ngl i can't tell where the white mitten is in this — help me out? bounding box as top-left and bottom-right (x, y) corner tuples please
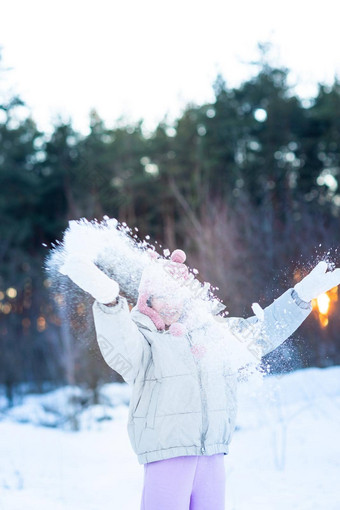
(59, 255), (119, 304)
(294, 260), (340, 302)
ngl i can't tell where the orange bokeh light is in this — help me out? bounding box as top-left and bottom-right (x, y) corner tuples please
(312, 286), (338, 328)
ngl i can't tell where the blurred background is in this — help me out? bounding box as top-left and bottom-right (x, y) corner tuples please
(0, 2), (340, 508)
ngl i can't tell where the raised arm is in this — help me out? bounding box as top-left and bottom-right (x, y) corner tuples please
(225, 261), (340, 359)
(60, 255), (151, 384)
(92, 297), (151, 385)
(225, 287), (312, 359)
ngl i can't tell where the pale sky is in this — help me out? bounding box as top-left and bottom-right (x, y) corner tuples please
(1, 0), (340, 136)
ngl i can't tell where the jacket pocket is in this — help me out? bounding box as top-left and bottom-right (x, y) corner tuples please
(146, 380), (162, 429)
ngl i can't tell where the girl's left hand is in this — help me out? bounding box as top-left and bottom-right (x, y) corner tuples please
(294, 260), (340, 302)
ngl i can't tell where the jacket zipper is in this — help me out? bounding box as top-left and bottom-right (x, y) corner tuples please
(188, 332), (208, 454)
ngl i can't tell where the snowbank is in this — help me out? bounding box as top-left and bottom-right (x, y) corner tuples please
(0, 367), (339, 509)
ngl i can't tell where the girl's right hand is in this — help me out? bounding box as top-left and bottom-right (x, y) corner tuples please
(59, 255), (119, 304)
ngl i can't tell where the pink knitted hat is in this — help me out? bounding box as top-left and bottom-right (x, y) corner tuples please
(137, 249), (190, 336)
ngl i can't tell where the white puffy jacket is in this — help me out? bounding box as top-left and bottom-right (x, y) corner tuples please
(92, 288), (311, 464)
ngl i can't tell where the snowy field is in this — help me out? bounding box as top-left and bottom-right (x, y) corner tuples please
(0, 366), (340, 510)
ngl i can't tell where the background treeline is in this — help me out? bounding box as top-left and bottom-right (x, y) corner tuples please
(1, 50), (340, 402)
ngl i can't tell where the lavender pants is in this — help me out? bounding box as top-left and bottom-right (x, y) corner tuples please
(140, 453), (226, 510)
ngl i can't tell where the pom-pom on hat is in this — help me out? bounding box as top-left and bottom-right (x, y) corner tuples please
(137, 249), (190, 336)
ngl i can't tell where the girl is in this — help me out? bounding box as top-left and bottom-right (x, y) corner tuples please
(60, 249), (340, 510)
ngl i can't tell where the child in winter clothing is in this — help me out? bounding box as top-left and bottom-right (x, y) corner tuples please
(60, 250), (340, 510)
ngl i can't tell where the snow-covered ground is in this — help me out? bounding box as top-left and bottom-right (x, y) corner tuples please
(1, 366), (340, 510)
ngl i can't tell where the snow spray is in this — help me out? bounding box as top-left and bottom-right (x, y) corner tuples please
(45, 216), (266, 385)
